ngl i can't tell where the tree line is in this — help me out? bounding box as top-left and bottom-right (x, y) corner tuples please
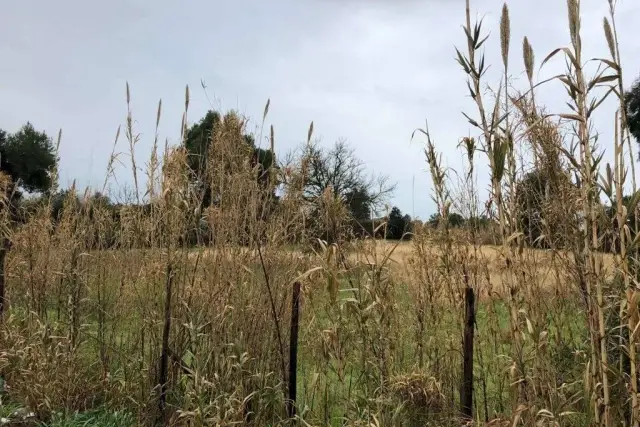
(0, 112), (415, 250)
(3, 71), (640, 250)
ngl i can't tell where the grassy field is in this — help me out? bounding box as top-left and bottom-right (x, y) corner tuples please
(0, 234), (596, 426)
(359, 239), (616, 293)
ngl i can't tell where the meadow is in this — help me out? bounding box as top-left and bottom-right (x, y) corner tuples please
(0, 230), (596, 426)
(1, 0), (640, 425)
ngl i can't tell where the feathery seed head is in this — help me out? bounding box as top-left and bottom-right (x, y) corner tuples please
(500, 4), (511, 69)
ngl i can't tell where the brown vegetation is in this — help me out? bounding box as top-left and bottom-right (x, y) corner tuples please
(0, 0), (639, 426)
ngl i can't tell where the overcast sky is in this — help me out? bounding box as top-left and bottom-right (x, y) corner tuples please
(1, 0), (639, 218)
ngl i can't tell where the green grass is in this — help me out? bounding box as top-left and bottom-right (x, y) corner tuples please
(1, 248), (593, 425)
(43, 408), (135, 427)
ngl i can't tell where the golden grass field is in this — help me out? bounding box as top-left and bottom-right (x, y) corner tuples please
(352, 239), (617, 297)
(188, 239), (617, 298)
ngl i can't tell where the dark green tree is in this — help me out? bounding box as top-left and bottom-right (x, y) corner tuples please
(1, 123), (57, 194)
(467, 215), (492, 229)
(428, 212), (466, 228)
(386, 206), (412, 240)
(252, 147), (276, 189)
(515, 169), (575, 248)
(516, 170), (547, 247)
(625, 76), (640, 148)
(0, 122), (57, 317)
(344, 187), (372, 223)
(184, 110), (276, 208)
(49, 189), (78, 221)
(184, 110), (220, 186)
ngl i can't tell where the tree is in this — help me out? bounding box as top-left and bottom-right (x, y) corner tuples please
(625, 76), (640, 147)
(184, 110), (276, 209)
(1, 123), (56, 195)
(427, 212), (466, 228)
(184, 110), (221, 184)
(386, 206), (412, 240)
(0, 123), (57, 317)
(297, 140), (395, 242)
(303, 140), (394, 223)
(344, 187), (371, 225)
(516, 171), (547, 247)
(515, 169), (576, 248)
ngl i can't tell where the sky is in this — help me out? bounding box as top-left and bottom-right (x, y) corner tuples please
(1, 0), (639, 219)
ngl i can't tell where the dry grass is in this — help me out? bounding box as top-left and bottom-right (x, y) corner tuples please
(359, 239), (616, 294)
(0, 0), (638, 426)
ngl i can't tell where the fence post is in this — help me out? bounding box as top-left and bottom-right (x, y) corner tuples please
(0, 240), (6, 318)
(157, 263), (174, 425)
(461, 286), (475, 419)
(287, 281), (302, 420)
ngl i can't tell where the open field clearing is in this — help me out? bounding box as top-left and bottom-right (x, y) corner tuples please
(355, 240), (617, 294)
(0, 235), (604, 426)
(190, 239), (617, 297)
